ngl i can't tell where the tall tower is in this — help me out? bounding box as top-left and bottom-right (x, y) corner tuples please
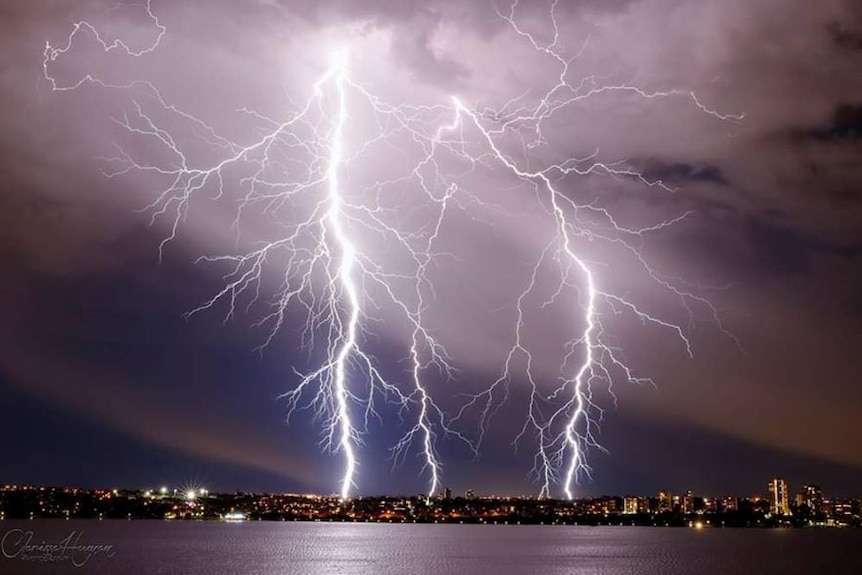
(768, 478), (791, 516)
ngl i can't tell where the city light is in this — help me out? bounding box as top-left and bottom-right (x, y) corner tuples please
(1, 480), (858, 527)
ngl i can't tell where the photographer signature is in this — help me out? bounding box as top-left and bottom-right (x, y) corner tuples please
(2, 529), (115, 567)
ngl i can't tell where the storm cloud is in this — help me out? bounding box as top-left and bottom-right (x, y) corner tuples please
(1, 0), (860, 496)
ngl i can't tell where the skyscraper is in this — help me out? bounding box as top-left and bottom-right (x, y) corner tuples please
(768, 478), (791, 516)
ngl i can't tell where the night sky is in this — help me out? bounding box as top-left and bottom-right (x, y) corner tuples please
(1, 0), (861, 498)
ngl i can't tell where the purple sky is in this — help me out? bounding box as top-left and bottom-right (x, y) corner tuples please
(1, 0), (860, 497)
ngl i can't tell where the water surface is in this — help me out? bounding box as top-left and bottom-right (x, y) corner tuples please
(3, 520), (861, 574)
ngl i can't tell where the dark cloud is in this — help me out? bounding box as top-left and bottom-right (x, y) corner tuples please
(1, 0), (860, 496)
(636, 160), (728, 186)
(828, 20), (862, 51)
(741, 216), (858, 276)
(812, 103), (862, 141)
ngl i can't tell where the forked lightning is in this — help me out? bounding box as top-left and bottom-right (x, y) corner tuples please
(44, 0), (739, 499)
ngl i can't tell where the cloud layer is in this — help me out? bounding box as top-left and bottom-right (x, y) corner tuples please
(1, 0), (860, 494)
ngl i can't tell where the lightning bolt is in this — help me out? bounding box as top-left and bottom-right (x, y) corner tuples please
(43, 0), (740, 499)
(445, 0), (740, 499)
(322, 49), (358, 499)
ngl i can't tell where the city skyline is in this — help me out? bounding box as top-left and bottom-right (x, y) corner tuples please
(2, 477), (860, 528)
(1, 476), (857, 503)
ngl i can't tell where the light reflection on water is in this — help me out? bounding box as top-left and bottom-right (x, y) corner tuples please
(2, 520), (861, 574)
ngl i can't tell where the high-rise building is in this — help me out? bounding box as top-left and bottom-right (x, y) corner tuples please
(768, 478), (791, 516)
(658, 490), (672, 513)
(465, 489), (475, 500)
(719, 496), (738, 513)
(638, 497), (650, 514)
(605, 497), (621, 514)
(831, 498), (853, 525)
(800, 484), (823, 514)
(702, 497), (717, 514)
(439, 487), (452, 501)
(682, 490), (694, 514)
(623, 496), (638, 514)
